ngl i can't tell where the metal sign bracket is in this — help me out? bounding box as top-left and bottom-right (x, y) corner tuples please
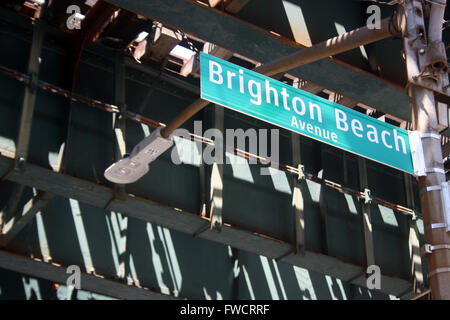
(409, 131), (427, 176)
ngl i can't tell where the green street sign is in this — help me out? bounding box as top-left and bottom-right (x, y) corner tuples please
(200, 52), (415, 174)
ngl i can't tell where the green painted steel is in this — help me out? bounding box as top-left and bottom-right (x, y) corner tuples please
(0, 13), (425, 299)
(201, 53), (414, 174)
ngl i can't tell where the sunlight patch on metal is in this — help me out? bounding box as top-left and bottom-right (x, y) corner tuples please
(105, 214), (121, 276)
(259, 255), (280, 300)
(157, 226), (182, 297)
(334, 22), (369, 61)
(146, 223), (171, 295)
(226, 152), (255, 184)
(325, 275), (348, 300)
(305, 172), (323, 203)
(281, 0), (312, 47)
(293, 266), (316, 300)
(268, 168), (292, 195)
(344, 194), (359, 215)
(272, 260), (288, 300)
(242, 264), (256, 300)
(22, 277), (42, 300)
(128, 253), (140, 286)
(172, 135), (202, 167)
(69, 199), (94, 274)
(36, 211), (51, 262)
(378, 205), (399, 228)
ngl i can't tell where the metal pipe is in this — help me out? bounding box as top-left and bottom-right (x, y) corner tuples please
(254, 17), (397, 76)
(160, 15), (401, 138)
(161, 99), (209, 137)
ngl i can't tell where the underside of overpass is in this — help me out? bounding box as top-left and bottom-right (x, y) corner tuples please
(0, 0), (448, 300)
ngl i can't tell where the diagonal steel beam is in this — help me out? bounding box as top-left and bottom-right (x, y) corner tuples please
(0, 183), (25, 229)
(0, 191), (55, 248)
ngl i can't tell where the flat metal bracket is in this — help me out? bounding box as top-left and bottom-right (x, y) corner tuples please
(409, 131), (426, 176)
(425, 222), (448, 232)
(428, 267), (450, 279)
(419, 133), (441, 140)
(420, 182), (449, 194)
(420, 184), (442, 196)
(362, 188), (372, 204)
(425, 167), (446, 175)
(410, 210), (418, 221)
(421, 243), (450, 256)
(420, 182), (449, 232)
(409, 131), (445, 176)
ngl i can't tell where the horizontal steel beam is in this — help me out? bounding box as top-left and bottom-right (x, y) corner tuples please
(0, 249), (175, 300)
(0, 154), (413, 297)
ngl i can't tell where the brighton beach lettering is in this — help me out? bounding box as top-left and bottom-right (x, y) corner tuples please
(200, 52), (414, 173)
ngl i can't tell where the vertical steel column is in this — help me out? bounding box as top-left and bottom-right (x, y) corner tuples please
(404, 173), (425, 292)
(318, 145), (329, 255)
(291, 133), (305, 256)
(402, 0), (450, 299)
(112, 53), (128, 280)
(209, 106), (224, 231)
(358, 158), (375, 267)
(112, 53), (127, 200)
(199, 110), (208, 217)
(0, 20), (44, 229)
(15, 20), (44, 165)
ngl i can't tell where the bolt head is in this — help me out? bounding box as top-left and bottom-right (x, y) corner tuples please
(419, 48), (425, 55)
